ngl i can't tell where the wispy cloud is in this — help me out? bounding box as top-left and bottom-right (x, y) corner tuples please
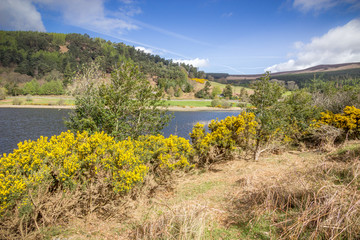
(222, 12), (233, 18)
(293, 0), (360, 12)
(266, 19), (360, 72)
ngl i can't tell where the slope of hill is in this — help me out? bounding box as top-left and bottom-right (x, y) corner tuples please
(0, 31), (205, 96)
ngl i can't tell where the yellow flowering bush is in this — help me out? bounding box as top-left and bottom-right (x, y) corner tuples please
(312, 106), (360, 136)
(191, 78), (207, 84)
(0, 131), (194, 216)
(136, 135), (194, 181)
(190, 111), (257, 165)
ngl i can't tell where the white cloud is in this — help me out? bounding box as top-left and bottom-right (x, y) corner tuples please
(266, 19), (360, 73)
(0, 0), (139, 34)
(173, 58), (209, 68)
(0, 0), (45, 31)
(45, 0), (138, 34)
(293, 0), (360, 12)
(135, 46), (153, 54)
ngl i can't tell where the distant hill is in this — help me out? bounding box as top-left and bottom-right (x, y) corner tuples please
(208, 62), (360, 88)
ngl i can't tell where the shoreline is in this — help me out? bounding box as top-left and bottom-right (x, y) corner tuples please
(0, 104), (242, 112)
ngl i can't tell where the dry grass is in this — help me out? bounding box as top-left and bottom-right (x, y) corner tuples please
(134, 203), (211, 240)
(227, 144), (360, 239)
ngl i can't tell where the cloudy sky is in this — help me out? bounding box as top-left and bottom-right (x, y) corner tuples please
(1, 0), (360, 74)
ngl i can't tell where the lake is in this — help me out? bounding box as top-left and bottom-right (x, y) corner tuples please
(0, 108), (240, 154)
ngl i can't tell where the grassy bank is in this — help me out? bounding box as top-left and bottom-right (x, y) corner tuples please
(0, 96), (75, 106)
(0, 97), (241, 109)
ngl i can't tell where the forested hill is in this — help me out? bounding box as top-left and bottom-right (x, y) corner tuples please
(0, 31), (205, 95)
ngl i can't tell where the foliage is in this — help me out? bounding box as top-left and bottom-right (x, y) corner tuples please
(191, 78), (207, 84)
(136, 135), (194, 182)
(0, 131), (193, 238)
(40, 80), (65, 95)
(195, 81), (212, 99)
(238, 87), (249, 102)
(211, 86), (222, 98)
(12, 98), (23, 105)
(250, 72), (287, 160)
(22, 79), (40, 95)
(210, 99), (232, 108)
(0, 87), (6, 100)
(190, 112), (257, 165)
(66, 61), (171, 140)
(0, 30), (203, 93)
(283, 89), (320, 141)
(21, 79), (64, 95)
(222, 84), (233, 99)
(313, 106), (360, 138)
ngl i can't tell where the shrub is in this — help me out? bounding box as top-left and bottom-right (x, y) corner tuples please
(190, 112), (257, 165)
(57, 98), (65, 105)
(210, 99), (232, 108)
(0, 87), (6, 100)
(312, 106), (360, 139)
(25, 95), (33, 102)
(191, 78), (207, 84)
(0, 131), (194, 238)
(12, 98), (23, 105)
(211, 99), (221, 107)
(66, 61), (171, 140)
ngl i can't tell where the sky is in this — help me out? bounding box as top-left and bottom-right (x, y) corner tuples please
(1, 0), (360, 74)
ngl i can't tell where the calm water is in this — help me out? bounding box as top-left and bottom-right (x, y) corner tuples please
(0, 108), (240, 154)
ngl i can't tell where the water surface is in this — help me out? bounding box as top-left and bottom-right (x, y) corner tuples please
(0, 108), (240, 154)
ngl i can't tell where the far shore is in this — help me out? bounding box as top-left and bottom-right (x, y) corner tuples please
(0, 104), (242, 112)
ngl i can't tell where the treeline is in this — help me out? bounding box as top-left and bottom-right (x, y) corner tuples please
(208, 68), (360, 89)
(0, 31), (206, 95)
(270, 68), (360, 88)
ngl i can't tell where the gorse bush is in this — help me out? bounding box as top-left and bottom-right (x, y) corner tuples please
(315, 106), (360, 135)
(190, 111), (257, 165)
(191, 78), (207, 84)
(0, 131), (193, 238)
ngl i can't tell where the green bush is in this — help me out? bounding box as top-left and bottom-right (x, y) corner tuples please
(0, 87), (6, 100)
(12, 98), (23, 105)
(211, 99), (232, 108)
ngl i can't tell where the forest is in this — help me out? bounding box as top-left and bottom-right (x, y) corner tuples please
(0, 31), (206, 96)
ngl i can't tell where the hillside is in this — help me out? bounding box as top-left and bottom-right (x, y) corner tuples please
(0, 31), (205, 96)
(208, 62), (360, 88)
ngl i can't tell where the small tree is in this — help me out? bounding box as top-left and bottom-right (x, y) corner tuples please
(211, 86), (222, 98)
(222, 85), (233, 99)
(66, 61), (172, 140)
(250, 72), (285, 160)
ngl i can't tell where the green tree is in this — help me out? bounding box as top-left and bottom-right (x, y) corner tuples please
(239, 87), (249, 102)
(22, 79), (40, 95)
(211, 86), (222, 98)
(283, 89), (319, 141)
(250, 72), (285, 160)
(0, 87), (7, 100)
(66, 61), (171, 140)
(40, 80), (64, 95)
(195, 81), (211, 99)
(222, 85), (233, 99)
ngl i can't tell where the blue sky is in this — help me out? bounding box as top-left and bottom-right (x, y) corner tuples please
(1, 0), (360, 74)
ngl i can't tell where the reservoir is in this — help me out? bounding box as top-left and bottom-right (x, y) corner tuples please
(0, 108), (240, 154)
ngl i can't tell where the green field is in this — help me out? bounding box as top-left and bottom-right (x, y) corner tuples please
(165, 100), (212, 107)
(0, 96), (75, 106)
(209, 81), (254, 94)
